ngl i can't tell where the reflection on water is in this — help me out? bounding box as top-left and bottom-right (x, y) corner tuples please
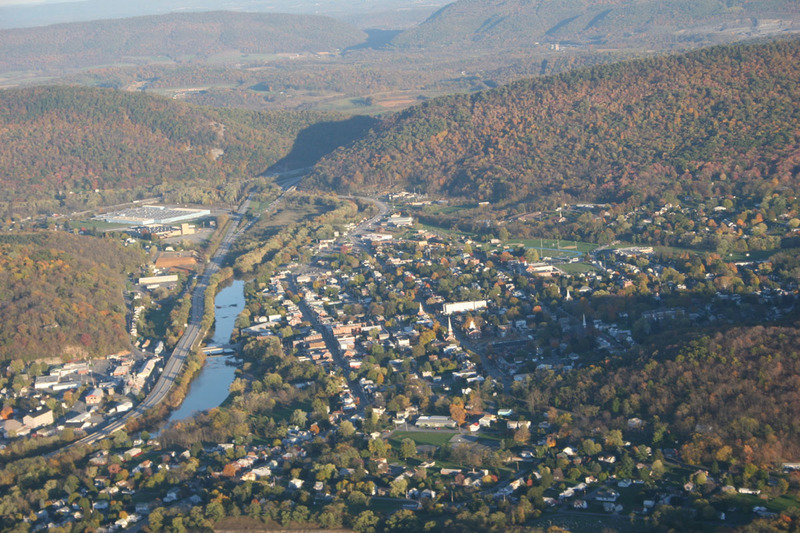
(166, 279), (244, 423)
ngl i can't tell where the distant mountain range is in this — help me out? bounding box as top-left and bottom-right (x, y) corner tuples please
(309, 38), (800, 207)
(2, 3), (798, 113)
(0, 0), (448, 30)
(391, 0), (800, 49)
(0, 11), (367, 73)
(5, 1), (798, 77)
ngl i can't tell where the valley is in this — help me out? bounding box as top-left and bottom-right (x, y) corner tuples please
(0, 3), (799, 532)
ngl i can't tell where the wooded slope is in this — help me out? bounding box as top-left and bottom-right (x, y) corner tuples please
(0, 12), (367, 72)
(310, 39), (800, 207)
(535, 322), (800, 465)
(0, 233), (143, 362)
(0, 86), (374, 215)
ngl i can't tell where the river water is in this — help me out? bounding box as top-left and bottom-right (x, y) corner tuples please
(165, 279), (244, 423)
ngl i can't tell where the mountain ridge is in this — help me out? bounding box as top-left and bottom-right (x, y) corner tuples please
(0, 85), (375, 216)
(309, 38), (800, 208)
(390, 0), (800, 49)
(0, 11), (367, 73)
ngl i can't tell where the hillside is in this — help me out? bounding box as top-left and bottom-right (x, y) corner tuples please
(0, 233), (144, 362)
(0, 11), (367, 73)
(527, 321), (800, 466)
(0, 86), (375, 216)
(391, 0), (800, 50)
(309, 38), (800, 207)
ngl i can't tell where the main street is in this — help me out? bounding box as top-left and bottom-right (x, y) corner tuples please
(285, 194), (389, 413)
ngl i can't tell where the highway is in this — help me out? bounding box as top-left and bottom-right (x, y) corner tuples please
(340, 194), (389, 251)
(66, 196), (251, 449)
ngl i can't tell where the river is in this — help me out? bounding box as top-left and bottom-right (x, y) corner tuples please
(165, 279), (244, 423)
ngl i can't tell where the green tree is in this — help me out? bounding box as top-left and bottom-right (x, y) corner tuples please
(400, 438), (417, 461)
(524, 248), (540, 263)
(339, 420), (356, 438)
(390, 477), (408, 498)
(353, 510), (380, 533)
(290, 409), (308, 428)
(148, 508), (165, 532)
(368, 438), (388, 457)
(604, 429), (624, 449)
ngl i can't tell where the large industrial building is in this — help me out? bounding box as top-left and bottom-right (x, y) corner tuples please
(96, 205), (211, 225)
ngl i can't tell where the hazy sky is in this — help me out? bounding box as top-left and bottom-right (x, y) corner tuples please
(0, 0), (81, 5)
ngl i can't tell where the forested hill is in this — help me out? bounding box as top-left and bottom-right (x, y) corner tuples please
(310, 39), (800, 208)
(533, 321), (800, 466)
(0, 233), (143, 362)
(391, 0), (800, 50)
(0, 86), (375, 215)
(0, 11), (367, 73)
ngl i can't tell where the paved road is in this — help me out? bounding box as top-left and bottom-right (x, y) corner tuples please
(280, 194), (390, 413)
(60, 172), (313, 452)
(287, 196), (388, 412)
(289, 275), (370, 411)
(62, 182), (308, 451)
(63, 197), (252, 450)
(341, 195), (388, 250)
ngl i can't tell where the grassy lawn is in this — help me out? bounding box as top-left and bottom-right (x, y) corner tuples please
(239, 200), (331, 242)
(725, 249), (779, 262)
(733, 493), (800, 513)
(430, 457), (515, 478)
(558, 263), (599, 274)
(248, 435), (275, 446)
(418, 222), (473, 238)
(308, 96), (386, 115)
(651, 245), (781, 262)
(389, 430), (457, 448)
(421, 203), (479, 216)
(766, 494), (800, 512)
(207, 51), (283, 64)
(265, 202), (327, 227)
(508, 239), (599, 254)
(475, 432), (503, 443)
(368, 499), (409, 513)
(270, 398), (314, 423)
(533, 512), (643, 533)
(215, 516), (290, 531)
(615, 484), (647, 508)
(73, 219), (129, 231)
(131, 489), (163, 503)
(246, 193), (282, 214)
(246, 200), (270, 213)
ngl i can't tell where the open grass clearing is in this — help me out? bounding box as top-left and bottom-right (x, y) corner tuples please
(389, 430), (458, 448)
(73, 219), (129, 231)
(508, 239), (599, 254)
(733, 492), (800, 513)
(558, 262), (599, 274)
